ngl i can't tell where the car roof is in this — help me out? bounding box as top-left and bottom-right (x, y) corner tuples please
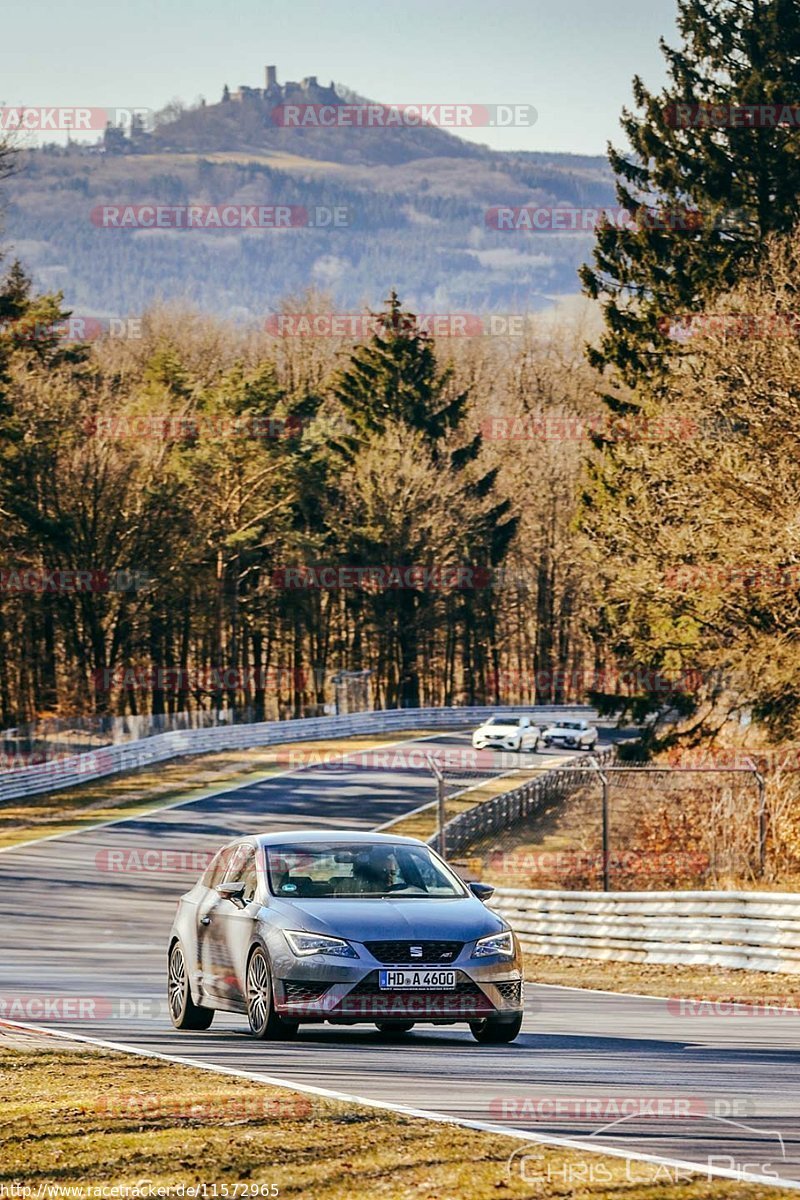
(231, 830), (429, 849)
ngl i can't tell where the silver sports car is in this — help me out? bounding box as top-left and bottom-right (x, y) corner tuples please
(167, 830), (524, 1043)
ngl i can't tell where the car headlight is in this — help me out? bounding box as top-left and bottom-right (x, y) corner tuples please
(472, 931), (515, 958)
(284, 930), (359, 958)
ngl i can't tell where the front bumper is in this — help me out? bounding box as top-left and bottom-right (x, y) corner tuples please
(270, 947), (524, 1023)
(473, 735), (520, 751)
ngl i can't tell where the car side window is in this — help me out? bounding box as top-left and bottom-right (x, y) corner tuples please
(222, 843), (259, 903)
(202, 851), (228, 890)
(238, 848), (259, 903)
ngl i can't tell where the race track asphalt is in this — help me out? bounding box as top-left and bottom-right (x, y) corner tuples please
(2, 725), (799, 1187)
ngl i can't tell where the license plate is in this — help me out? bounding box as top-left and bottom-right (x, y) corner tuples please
(379, 969), (456, 990)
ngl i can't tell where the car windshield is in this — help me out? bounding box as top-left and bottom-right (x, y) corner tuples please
(265, 842), (467, 899)
(485, 716), (522, 726)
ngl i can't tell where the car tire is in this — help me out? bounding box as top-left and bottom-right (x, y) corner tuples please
(168, 941), (214, 1030)
(542, 738), (551, 748)
(246, 946), (299, 1040)
(469, 1012), (523, 1044)
(375, 1021), (415, 1035)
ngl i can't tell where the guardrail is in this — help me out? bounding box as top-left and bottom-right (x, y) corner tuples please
(491, 888), (800, 974)
(430, 748), (615, 857)
(0, 705), (596, 804)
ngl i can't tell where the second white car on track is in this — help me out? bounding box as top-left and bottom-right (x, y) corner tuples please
(540, 718), (598, 751)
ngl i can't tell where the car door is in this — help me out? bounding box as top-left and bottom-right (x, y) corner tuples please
(196, 847), (236, 1001)
(201, 843), (260, 1008)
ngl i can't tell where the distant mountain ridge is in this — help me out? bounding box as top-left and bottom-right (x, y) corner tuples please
(3, 67), (616, 318)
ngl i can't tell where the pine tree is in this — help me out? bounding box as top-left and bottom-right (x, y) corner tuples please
(581, 0), (800, 398)
(331, 293), (516, 708)
(331, 291), (473, 458)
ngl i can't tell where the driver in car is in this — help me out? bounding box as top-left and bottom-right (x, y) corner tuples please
(350, 847), (401, 893)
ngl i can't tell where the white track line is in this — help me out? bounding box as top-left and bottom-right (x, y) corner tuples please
(1, 1016), (795, 1190)
(529, 978), (800, 1013)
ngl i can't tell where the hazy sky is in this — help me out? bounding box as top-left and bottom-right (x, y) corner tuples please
(2, 0), (679, 154)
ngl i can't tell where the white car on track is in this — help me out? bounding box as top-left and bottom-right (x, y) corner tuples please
(540, 718), (598, 751)
(471, 714), (540, 753)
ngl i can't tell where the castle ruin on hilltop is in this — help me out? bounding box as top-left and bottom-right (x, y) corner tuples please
(224, 66), (340, 106)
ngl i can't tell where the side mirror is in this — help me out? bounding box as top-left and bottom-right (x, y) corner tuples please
(469, 881), (495, 902)
(217, 881), (247, 909)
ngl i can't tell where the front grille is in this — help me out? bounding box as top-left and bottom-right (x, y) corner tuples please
(364, 940), (463, 964)
(495, 980), (523, 1006)
(327, 971), (495, 1019)
(282, 980), (332, 1003)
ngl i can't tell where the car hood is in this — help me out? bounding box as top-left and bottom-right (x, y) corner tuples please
(265, 895), (506, 942)
(478, 723), (521, 735)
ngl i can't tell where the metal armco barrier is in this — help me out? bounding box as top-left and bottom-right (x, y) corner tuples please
(490, 888), (800, 974)
(0, 705), (595, 804)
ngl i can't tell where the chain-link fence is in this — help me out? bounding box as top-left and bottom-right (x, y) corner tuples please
(444, 757), (800, 892)
(426, 748), (607, 860)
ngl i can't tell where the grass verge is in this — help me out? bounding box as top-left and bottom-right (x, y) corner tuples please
(524, 953), (800, 1005)
(0, 1033), (789, 1200)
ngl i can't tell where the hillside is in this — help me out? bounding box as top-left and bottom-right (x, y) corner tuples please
(148, 76), (487, 167)
(0, 69), (616, 320)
